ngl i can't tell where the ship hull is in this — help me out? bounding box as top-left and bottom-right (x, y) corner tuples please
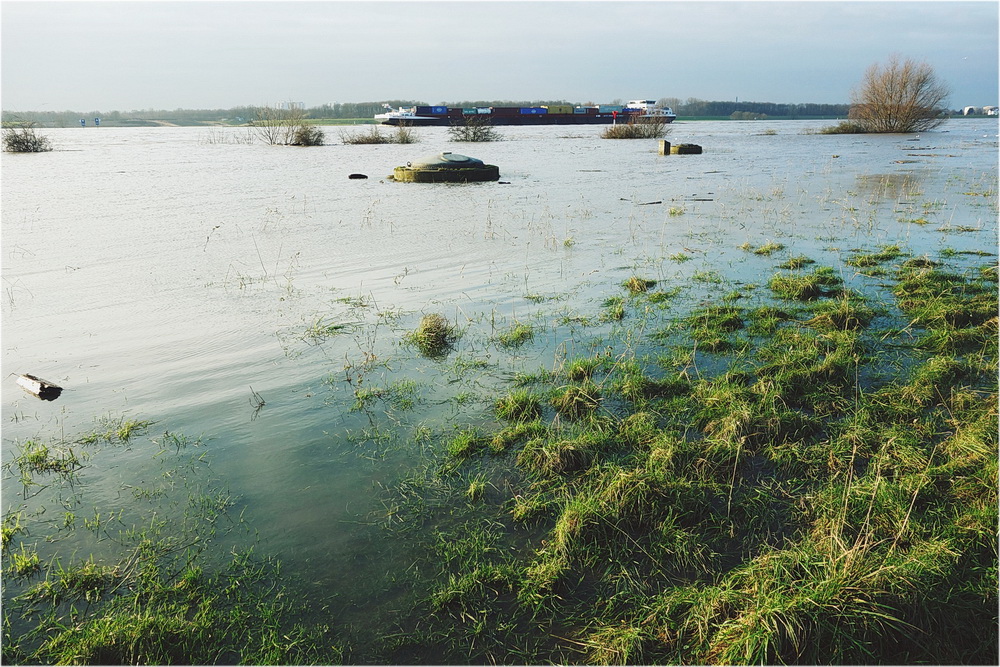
(379, 113), (675, 127)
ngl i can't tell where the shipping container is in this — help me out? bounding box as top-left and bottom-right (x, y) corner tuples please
(415, 106), (433, 114)
(598, 105), (623, 113)
(477, 108), (491, 114)
(543, 105), (573, 114)
(431, 106), (448, 114)
(520, 107), (547, 114)
(462, 108), (478, 115)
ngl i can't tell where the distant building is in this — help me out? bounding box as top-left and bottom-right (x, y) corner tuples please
(962, 105), (999, 116)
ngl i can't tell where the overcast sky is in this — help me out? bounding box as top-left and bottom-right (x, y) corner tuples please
(2, 0), (997, 111)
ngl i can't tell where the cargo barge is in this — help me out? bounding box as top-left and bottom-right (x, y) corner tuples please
(374, 99), (676, 126)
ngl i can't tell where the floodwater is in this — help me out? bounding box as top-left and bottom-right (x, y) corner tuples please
(2, 119), (997, 648)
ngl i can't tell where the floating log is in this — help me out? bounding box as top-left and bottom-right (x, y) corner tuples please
(16, 374), (63, 401)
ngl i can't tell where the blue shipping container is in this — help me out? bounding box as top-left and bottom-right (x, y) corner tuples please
(519, 107), (547, 114)
(431, 106), (447, 114)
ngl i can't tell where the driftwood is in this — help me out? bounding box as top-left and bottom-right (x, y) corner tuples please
(16, 374), (63, 401)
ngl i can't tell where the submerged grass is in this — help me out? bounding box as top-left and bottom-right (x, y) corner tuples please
(373, 242), (997, 664)
(496, 321), (535, 348)
(2, 424), (341, 665)
(6, 231), (996, 664)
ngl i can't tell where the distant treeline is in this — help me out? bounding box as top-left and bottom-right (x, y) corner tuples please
(666, 98), (851, 118)
(2, 98), (855, 127)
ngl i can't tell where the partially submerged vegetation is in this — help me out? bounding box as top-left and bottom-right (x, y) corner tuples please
(4, 243), (996, 664)
(823, 55), (950, 134)
(2, 120), (52, 153)
(601, 117), (669, 139)
(404, 312), (457, 357)
(3, 115), (996, 665)
(381, 246), (997, 664)
(447, 115), (504, 142)
(2, 426), (339, 665)
(249, 104), (325, 146)
(340, 123), (418, 144)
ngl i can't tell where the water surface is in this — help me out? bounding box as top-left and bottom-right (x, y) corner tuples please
(3, 118), (997, 644)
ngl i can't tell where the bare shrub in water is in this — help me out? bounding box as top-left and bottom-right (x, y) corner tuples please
(249, 105), (322, 146)
(2, 120), (52, 152)
(601, 117), (668, 139)
(448, 115), (504, 142)
(341, 123), (418, 145)
(292, 124), (325, 146)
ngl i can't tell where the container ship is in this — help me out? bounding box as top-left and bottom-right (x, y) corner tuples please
(374, 99), (676, 126)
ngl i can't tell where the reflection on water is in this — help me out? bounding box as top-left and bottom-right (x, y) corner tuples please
(855, 171), (925, 200)
(3, 119), (997, 641)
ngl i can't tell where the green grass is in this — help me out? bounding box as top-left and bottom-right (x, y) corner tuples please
(685, 305), (746, 352)
(388, 242), (996, 665)
(447, 428), (488, 459)
(740, 240), (786, 256)
(11, 440), (81, 475)
(302, 316), (350, 343)
(2, 424), (340, 665)
(78, 416), (154, 445)
(404, 313), (457, 357)
(496, 321), (535, 348)
(495, 389), (543, 422)
(778, 254), (815, 269)
(6, 235), (996, 665)
(768, 266), (843, 300)
(8, 545), (41, 578)
(352, 378), (421, 412)
(601, 295), (626, 321)
(1, 511), (25, 552)
(551, 382), (602, 419)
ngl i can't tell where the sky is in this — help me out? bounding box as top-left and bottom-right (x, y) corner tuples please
(1, 0), (997, 112)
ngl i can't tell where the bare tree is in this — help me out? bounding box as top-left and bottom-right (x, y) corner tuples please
(249, 105), (323, 146)
(848, 55), (950, 133)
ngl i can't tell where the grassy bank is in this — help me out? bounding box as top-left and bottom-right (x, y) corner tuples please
(376, 250), (998, 663)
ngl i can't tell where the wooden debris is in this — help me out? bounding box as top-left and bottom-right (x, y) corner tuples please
(16, 374), (63, 401)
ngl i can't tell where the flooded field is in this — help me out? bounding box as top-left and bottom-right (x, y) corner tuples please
(3, 119), (997, 663)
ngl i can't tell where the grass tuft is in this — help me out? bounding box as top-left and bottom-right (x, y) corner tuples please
(495, 390), (543, 422)
(405, 313), (457, 357)
(551, 382), (602, 419)
(768, 267), (843, 300)
(496, 321), (534, 348)
(624, 276), (657, 294)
